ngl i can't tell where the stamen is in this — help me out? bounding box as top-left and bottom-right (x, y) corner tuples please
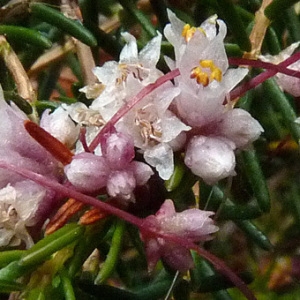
(135, 107), (162, 146)
(190, 67), (209, 86)
(190, 60), (222, 86)
(89, 68), (180, 152)
(182, 24), (205, 42)
(117, 63), (145, 84)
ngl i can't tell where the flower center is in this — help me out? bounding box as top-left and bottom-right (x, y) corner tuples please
(135, 105), (162, 146)
(182, 24), (205, 42)
(190, 60), (222, 86)
(75, 107), (105, 126)
(116, 63), (149, 84)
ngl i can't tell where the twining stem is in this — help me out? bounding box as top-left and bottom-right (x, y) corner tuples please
(230, 51), (300, 100)
(0, 160), (256, 300)
(89, 68), (180, 151)
(229, 57), (300, 78)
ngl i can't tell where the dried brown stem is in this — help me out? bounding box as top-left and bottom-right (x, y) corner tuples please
(28, 40), (75, 77)
(244, 0), (273, 59)
(61, 0), (96, 85)
(0, 35), (35, 102)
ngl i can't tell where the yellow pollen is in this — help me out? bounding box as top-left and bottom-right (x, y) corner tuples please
(190, 60), (222, 86)
(182, 24), (205, 42)
(190, 67), (209, 86)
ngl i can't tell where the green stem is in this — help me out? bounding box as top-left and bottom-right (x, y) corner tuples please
(60, 268), (76, 300)
(235, 220), (273, 251)
(265, 26), (281, 55)
(284, 7), (300, 42)
(20, 224), (84, 267)
(0, 250), (23, 268)
(0, 26), (52, 49)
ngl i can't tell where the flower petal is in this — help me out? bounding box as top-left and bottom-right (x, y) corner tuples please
(144, 143), (174, 180)
(185, 136), (236, 184)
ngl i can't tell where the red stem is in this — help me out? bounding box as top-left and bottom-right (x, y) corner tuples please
(0, 160), (256, 300)
(88, 68), (180, 152)
(229, 57), (300, 78)
(230, 52), (300, 99)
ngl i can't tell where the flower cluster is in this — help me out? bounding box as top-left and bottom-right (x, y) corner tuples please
(164, 10), (263, 184)
(0, 10), (263, 273)
(65, 131), (153, 201)
(140, 199), (218, 272)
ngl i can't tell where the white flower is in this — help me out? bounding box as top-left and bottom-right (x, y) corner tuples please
(260, 42), (300, 96)
(62, 102), (105, 127)
(82, 31), (190, 180)
(164, 10), (263, 183)
(164, 9), (249, 128)
(115, 85), (190, 180)
(40, 106), (80, 148)
(90, 32), (163, 118)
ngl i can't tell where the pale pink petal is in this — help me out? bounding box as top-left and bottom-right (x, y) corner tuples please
(65, 153), (108, 192)
(106, 170), (136, 200)
(220, 108), (264, 148)
(101, 132), (135, 169)
(130, 161), (153, 186)
(185, 136), (236, 184)
(144, 143), (174, 180)
(40, 107), (80, 148)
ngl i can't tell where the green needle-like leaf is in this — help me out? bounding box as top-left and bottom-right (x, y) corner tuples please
(29, 3), (97, 47)
(20, 224), (84, 267)
(0, 25), (52, 49)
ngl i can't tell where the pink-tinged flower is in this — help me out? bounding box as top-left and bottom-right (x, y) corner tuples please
(40, 106), (80, 148)
(260, 42), (300, 96)
(0, 87), (61, 247)
(164, 10), (263, 184)
(64, 152), (109, 193)
(140, 199), (218, 272)
(65, 131), (153, 200)
(82, 32), (190, 180)
(0, 88), (60, 187)
(90, 32), (164, 119)
(115, 85), (190, 180)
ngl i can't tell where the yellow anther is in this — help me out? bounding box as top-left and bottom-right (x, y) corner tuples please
(200, 60), (214, 69)
(182, 24), (206, 42)
(210, 68), (222, 82)
(182, 24), (196, 42)
(190, 60), (222, 86)
(190, 67), (209, 86)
